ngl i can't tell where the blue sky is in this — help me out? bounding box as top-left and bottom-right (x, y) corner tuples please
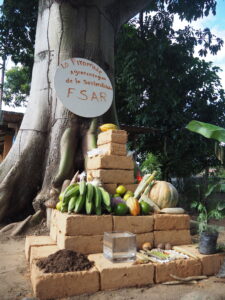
(174, 0), (225, 88)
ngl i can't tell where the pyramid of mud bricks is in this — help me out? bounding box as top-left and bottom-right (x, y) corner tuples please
(86, 129), (138, 194)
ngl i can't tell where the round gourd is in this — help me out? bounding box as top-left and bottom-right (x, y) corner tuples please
(148, 181), (178, 209)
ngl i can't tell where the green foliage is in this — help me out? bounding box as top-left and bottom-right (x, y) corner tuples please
(0, 0), (38, 68)
(191, 180), (225, 233)
(3, 66), (30, 107)
(116, 10), (225, 178)
(140, 152), (162, 179)
(186, 121), (225, 143)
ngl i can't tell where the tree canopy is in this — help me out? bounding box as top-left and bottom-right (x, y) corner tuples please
(115, 11), (225, 178)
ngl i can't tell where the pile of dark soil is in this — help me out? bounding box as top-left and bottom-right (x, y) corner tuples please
(36, 249), (94, 273)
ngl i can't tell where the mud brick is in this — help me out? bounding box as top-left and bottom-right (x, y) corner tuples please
(154, 258), (202, 283)
(154, 230), (191, 247)
(97, 129), (127, 145)
(88, 169), (134, 184)
(49, 222), (57, 242)
(113, 216), (154, 234)
(87, 155), (134, 170)
(154, 214), (190, 231)
(173, 244), (225, 276)
(31, 260), (99, 299)
(25, 235), (56, 262)
(124, 184), (138, 193)
(30, 245), (59, 264)
(136, 233), (154, 249)
(57, 231), (103, 254)
(89, 253), (154, 290)
(98, 143), (127, 156)
(102, 183), (117, 194)
(54, 211), (113, 236)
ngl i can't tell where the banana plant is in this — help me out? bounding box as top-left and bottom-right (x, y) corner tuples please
(186, 120), (225, 164)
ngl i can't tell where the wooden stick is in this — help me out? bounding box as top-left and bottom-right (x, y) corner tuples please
(162, 280), (197, 285)
(170, 274), (207, 282)
(172, 246), (199, 259)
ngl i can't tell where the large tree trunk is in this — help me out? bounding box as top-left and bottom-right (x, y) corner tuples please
(0, 0), (149, 222)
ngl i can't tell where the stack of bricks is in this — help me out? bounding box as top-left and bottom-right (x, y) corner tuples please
(86, 129), (137, 194)
(50, 210), (192, 255)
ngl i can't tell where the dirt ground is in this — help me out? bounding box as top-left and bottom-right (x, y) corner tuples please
(0, 221), (225, 300)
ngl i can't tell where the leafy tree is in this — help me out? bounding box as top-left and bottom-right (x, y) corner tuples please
(3, 66), (30, 107)
(115, 11), (225, 179)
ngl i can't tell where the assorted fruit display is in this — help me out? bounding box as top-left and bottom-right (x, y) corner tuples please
(54, 125), (181, 216)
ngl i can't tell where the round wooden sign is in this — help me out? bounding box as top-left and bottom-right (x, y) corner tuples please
(54, 58), (113, 118)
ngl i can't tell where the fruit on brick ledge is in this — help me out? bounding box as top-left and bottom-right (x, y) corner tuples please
(139, 201), (152, 215)
(126, 197), (140, 216)
(99, 123), (118, 132)
(116, 185), (127, 196)
(142, 242), (152, 251)
(148, 180), (178, 209)
(114, 203), (129, 216)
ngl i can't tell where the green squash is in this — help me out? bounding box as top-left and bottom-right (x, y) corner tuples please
(148, 181), (178, 209)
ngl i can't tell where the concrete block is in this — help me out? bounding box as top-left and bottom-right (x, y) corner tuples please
(54, 211), (113, 236)
(154, 230), (191, 247)
(31, 260), (99, 299)
(154, 214), (190, 231)
(102, 183), (117, 194)
(97, 130), (127, 145)
(173, 244), (225, 276)
(154, 258), (202, 283)
(57, 231), (103, 254)
(98, 143), (127, 156)
(89, 253), (154, 290)
(124, 184), (138, 193)
(113, 216), (154, 234)
(25, 236), (56, 262)
(49, 222), (57, 242)
(87, 155), (134, 170)
(136, 233), (154, 249)
(88, 169), (134, 184)
(30, 245), (59, 264)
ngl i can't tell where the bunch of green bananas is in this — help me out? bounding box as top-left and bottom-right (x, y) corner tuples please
(57, 180), (112, 215)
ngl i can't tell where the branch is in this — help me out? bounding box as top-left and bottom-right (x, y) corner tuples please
(119, 0), (150, 26)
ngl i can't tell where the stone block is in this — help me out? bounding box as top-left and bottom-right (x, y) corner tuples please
(102, 183), (117, 194)
(88, 169), (134, 184)
(124, 184), (138, 193)
(173, 244), (225, 276)
(154, 214), (190, 231)
(57, 231), (103, 254)
(98, 143), (127, 156)
(113, 216), (154, 234)
(25, 235), (56, 262)
(87, 155), (134, 170)
(49, 222), (57, 242)
(89, 253), (154, 290)
(136, 233), (154, 249)
(54, 211), (113, 236)
(154, 230), (191, 247)
(154, 258), (202, 283)
(30, 245), (59, 264)
(97, 129), (127, 145)
(31, 260), (99, 299)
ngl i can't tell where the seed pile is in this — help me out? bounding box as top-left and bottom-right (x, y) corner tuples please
(36, 249), (94, 273)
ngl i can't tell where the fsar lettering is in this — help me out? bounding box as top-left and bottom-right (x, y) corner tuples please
(67, 88), (107, 102)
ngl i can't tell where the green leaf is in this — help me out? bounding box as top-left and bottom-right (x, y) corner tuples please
(217, 201), (225, 211)
(186, 120), (225, 143)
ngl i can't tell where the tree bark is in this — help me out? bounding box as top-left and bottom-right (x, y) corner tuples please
(0, 0), (149, 222)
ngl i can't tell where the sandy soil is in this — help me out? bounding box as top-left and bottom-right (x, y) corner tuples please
(0, 222), (225, 300)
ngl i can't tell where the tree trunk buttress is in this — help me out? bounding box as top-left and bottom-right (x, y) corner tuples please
(0, 0), (150, 222)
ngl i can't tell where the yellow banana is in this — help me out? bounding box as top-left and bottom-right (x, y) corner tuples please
(99, 123), (118, 132)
